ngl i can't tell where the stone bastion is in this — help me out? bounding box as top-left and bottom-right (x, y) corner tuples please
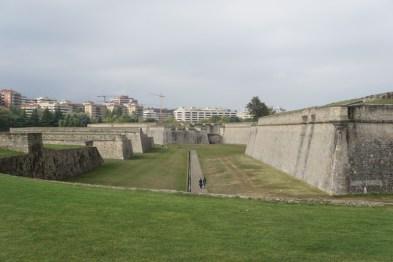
(0, 133), (103, 179)
(10, 127), (154, 160)
(246, 104), (393, 195)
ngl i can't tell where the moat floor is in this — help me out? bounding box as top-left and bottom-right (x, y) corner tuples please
(1, 174), (393, 261)
(68, 144), (324, 198)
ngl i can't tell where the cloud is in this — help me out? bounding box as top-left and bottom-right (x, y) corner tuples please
(1, 0), (393, 110)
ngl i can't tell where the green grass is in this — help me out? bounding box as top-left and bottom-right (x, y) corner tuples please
(1, 174), (393, 261)
(68, 144), (324, 198)
(188, 144), (325, 198)
(44, 144), (85, 150)
(68, 146), (188, 191)
(0, 147), (24, 158)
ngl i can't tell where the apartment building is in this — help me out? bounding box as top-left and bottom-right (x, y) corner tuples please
(237, 111), (253, 120)
(143, 108), (174, 121)
(0, 89), (22, 109)
(20, 103), (40, 116)
(174, 107), (238, 122)
(111, 95), (132, 105)
(83, 101), (107, 120)
(124, 101), (143, 116)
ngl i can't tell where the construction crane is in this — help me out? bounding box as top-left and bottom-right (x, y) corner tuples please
(150, 93), (166, 123)
(97, 95), (110, 103)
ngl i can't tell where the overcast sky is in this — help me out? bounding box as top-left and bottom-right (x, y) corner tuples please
(1, 0), (393, 110)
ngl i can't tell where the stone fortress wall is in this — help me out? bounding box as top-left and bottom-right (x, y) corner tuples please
(10, 127), (154, 160)
(245, 104), (393, 195)
(0, 132), (43, 153)
(88, 123), (210, 145)
(0, 132), (103, 180)
(219, 123), (253, 145)
(88, 123), (166, 145)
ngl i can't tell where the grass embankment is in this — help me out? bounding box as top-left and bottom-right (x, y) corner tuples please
(68, 145), (187, 191)
(1, 174), (393, 261)
(0, 148), (24, 158)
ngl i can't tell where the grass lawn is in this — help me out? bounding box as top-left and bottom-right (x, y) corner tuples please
(67, 144), (324, 197)
(67, 145), (188, 191)
(189, 144), (325, 198)
(1, 174), (393, 261)
(0, 147), (24, 158)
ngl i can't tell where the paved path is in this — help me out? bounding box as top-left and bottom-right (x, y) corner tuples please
(190, 150), (208, 193)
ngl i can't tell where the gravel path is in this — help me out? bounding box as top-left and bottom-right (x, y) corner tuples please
(190, 150), (208, 193)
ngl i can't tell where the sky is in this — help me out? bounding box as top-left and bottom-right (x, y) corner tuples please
(1, 0), (393, 110)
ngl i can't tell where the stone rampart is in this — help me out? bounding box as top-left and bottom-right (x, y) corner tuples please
(165, 130), (209, 144)
(87, 123), (211, 145)
(93, 136), (132, 160)
(88, 123), (165, 145)
(246, 105), (393, 195)
(0, 147), (103, 180)
(220, 123), (253, 145)
(9, 127), (153, 158)
(0, 133), (43, 153)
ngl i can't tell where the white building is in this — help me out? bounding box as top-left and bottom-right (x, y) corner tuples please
(143, 108), (159, 121)
(174, 107), (238, 123)
(20, 103), (40, 116)
(58, 100), (74, 115)
(272, 106), (286, 113)
(237, 111), (253, 120)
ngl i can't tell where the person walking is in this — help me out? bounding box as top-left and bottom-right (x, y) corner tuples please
(198, 178), (203, 190)
(203, 176), (207, 189)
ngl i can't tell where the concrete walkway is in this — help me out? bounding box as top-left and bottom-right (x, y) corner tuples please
(189, 150), (208, 193)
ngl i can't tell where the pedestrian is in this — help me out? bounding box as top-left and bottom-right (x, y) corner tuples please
(203, 177), (207, 188)
(199, 178), (203, 190)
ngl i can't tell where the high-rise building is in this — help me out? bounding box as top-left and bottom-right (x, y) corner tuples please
(83, 101), (107, 120)
(125, 101), (143, 116)
(143, 108), (174, 122)
(20, 103), (40, 116)
(174, 107), (238, 123)
(58, 100), (74, 115)
(0, 89), (22, 109)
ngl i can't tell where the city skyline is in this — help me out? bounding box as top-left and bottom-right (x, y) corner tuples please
(1, 1), (393, 110)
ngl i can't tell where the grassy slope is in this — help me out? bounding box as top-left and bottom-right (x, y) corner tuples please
(193, 144), (325, 198)
(1, 174), (393, 261)
(68, 145), (187, 191)
(0, 148), (24, 158)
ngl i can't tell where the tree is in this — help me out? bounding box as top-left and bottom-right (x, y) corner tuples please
(246, 96), (271, 120)
(29, 109), (40, 127)
(52, 108), (64, 126)
(59, 113), (90, 127)
(40, 108), (53, 126)
(0, 108), (10, 131)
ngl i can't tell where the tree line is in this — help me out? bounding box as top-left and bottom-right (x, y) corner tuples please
(0, 96), (281, 130)
(0, 108), (91, 131)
